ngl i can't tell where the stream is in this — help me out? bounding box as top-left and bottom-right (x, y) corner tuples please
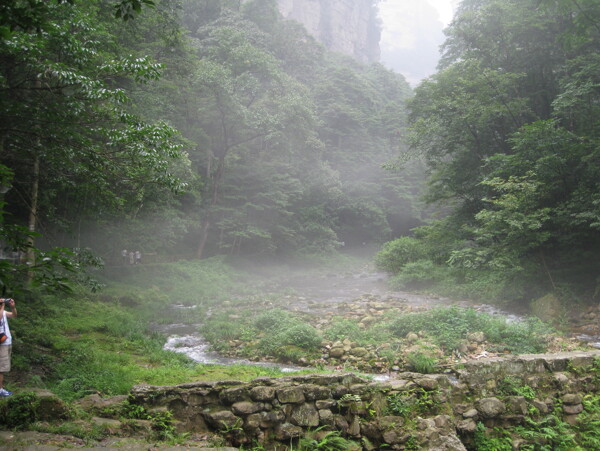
(161, 269), (548, 373)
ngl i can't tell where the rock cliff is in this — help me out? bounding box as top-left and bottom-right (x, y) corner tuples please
(276, 0), (381, 63)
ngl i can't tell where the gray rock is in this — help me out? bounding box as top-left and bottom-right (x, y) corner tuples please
(562, 394), (582, 405)
(231, 401), (265, 415)
(275, 423), (303, 440)
(219, 387), (247, 405)
(456, 418), (477, 433)
(277, 386), (305, 404)
(290, 403), (319, 427)
(204, 410), (240, 429)
(249, 385), (275, 402)
(318, 409), (334, 426)
(563, 404), (583, 415)
(475, 397), (506, 419)
(329, 347), (345, 358)
(462, 409), (478, 419)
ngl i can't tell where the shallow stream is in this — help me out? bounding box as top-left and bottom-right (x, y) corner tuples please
(161, 269), (545, 372)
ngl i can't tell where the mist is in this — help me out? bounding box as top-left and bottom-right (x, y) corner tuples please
(2, 0), (600, 447)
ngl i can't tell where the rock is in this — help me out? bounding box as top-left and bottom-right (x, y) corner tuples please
(475, 397), (506, 419)
(204, 410), (240, 429)
(563, 404), (583, 415)
(277, 387), (305, 404)
(406, 332), (419, 343)
(290, 403), (319, 427)
(532, 399), (549, 414)
(462, 409), (478, 419)
(530, 293), (566, 325)
(415, 377), (439, 391)
(316, 400), (336, 409)
(329, 347), (345, 358)
(318, 409), (334, 426)
(76, 394), (128, 416)
(467, 332), (485, 343)
(231, 401), (265, 415)
(348, 415), (361, 436)
(350, 347), (368, 357)
(456, 418), (477, 433)
(275, 423), (303, 440)
(562, 394), (582, 405)
(303, 384), (332, 401)
(219, 387), (248, 405)
(250, 386), (275, 402)
(28, 389), (70, 421)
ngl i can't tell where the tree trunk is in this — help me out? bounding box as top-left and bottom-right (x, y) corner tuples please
(196, 218), (210, 259)
(196, 155), (226, 259)
(26, 154), (40, 285)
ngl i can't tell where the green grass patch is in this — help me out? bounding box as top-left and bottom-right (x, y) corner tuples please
(387, 307), (553, 353)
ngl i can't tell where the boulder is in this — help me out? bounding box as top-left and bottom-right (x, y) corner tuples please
(475, 397), (506, 419)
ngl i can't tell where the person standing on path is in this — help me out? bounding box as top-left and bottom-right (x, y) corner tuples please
(0, 298), (17, 397)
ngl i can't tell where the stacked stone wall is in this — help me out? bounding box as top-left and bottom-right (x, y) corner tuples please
(129, 350), (600, 450)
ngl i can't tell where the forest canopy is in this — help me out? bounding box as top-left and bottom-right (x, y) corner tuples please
(0, 0), (417, 293)
(376, 0), (600, 303)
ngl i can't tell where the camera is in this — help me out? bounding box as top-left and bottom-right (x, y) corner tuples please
(2, 298), (12, 305)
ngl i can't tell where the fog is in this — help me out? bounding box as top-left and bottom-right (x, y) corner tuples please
(378, 0), (458, 85)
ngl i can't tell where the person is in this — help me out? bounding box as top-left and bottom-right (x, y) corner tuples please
(0, 298), (17, 397)
(121, 249), (128, 265)
(129, 251), (134, 265)
(135, 250), (141, 265)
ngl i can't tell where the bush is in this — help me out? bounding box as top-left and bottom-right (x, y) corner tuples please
(0, 392), (40, 428)
(375, 237), (424, 274)
(389, 259), (442, 289)
(387, 307), (554, 353)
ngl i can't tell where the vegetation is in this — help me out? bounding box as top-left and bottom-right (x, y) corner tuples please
(377, 0), (600, 307)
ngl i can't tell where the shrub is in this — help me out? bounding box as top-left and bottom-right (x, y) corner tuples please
(389, 259), (441, 289)
(0, 392), (40, 428)
(375, 237), (424, 274)
(387, 307), (553, 354)
(406, 351), (438, 374)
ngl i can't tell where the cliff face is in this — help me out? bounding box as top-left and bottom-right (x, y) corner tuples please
(277, 0), (381, 63)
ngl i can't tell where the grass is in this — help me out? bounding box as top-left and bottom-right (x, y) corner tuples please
(6, 259), (322, 401)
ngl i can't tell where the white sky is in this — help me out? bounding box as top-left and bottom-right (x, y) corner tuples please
(377, 0), (458, 84)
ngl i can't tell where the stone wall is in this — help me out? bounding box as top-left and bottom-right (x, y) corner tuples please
(129, 350), (600, 450)
(275, 0), (380, 63)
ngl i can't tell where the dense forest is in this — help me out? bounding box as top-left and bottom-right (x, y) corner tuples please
(377, 0), (600, 305)
(1, 0), (599, 304)
(1, 0), (422, 296)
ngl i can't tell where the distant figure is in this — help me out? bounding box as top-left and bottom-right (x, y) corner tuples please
(129, 251), (135, 265)
(135, 250), (141, 265)
(121, 249), (128, 265)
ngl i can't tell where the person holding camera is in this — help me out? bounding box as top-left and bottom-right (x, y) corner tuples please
(0, 298), (16, 397)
